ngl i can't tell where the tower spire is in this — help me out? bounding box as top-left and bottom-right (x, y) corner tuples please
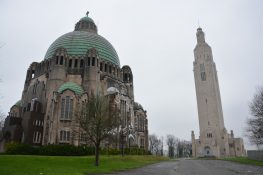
(196, 27), (205, 44)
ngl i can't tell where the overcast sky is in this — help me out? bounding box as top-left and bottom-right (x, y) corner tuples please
(0, 0), (263, 149)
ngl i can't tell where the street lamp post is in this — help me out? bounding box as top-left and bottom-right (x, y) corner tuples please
(120, 126), (125, 157)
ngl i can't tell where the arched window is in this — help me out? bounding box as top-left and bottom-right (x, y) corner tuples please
(100, 62), (103, 71)
(56, 56), (59, 64)
(124, 73), (128, 82)
(200, 63), (206, 81)
(88, 57), (91, 66)
(69, 59), (72, 68)
(60, 56), (64, 65)
(109, 65), (112, 74)
(104, 64), (108, 72)
(61, 96), (73, 120)
(74, 59), (78, 68)
(80, 59), (84, 68)
(92, 57), (95, 66)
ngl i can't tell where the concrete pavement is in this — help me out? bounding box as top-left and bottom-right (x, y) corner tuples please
(106, 159), (263, 175)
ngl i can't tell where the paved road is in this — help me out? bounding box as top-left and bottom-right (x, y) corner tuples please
(107, 159), (263, 175)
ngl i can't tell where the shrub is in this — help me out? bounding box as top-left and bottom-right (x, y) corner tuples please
(5, 143), (150, 156)
(5, 142), (38, 155)
(38, 145), (96, 156)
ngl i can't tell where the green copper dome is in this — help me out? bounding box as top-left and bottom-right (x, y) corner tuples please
(44, 13), (120, 66)
(58, 82), (84, 95)
(14, 100), (22, 107)
(79, 11), (94, 23)
(79, 16), (94, 23)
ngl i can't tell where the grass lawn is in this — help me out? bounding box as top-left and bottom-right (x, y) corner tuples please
(0, 155), (168, 175)
(221, 157), (263, 167)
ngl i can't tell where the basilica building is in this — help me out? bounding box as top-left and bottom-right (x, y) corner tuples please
(191, 28), (246, 157)
(3, 12), (148, 150)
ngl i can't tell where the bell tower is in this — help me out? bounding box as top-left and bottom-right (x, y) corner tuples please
(193, 27), (229, 157)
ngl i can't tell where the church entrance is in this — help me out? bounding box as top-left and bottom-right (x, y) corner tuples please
(204, 146), (212, 156)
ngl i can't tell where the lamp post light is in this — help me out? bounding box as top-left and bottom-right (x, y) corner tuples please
(128, 124), (134, 154)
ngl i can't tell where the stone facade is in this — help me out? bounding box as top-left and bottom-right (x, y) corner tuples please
(2, 12), (148, 150)
(191, 28), (246, 158)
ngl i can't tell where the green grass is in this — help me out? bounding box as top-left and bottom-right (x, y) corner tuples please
(221, 157), (263, 166)
(0, 155), (168, 175)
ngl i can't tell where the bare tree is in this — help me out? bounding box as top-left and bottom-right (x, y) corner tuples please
(76, 94), (120, 166)
(246, 87), (263, 150)
(166, 134), (178, 158)
(176, 140), (192, 157)
(0, 109), (5, 139)
(149, 134), (163, 155)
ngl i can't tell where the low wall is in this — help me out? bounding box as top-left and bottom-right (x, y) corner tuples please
(247, 150), (263, 161)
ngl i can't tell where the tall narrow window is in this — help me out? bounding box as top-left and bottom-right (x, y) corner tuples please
(100, 62), (103, 71)
(33, 131), (42, 143)
(104, 64), (108, 72)
(74, 59), (78, 68)
(69, 59), (72, 68)
(61, 99), (65, 118)
(65, 96), (71, 118)
(80, 59), (84, 68)
(60, 56), (64, 65)
(61, 96), (73, 119)
(92, 57), (95, 66)
(109, 66), (112, 74)
(88, 57), (91, 66)
(56, 56), (59, 64)
(200, 63), (206, 81)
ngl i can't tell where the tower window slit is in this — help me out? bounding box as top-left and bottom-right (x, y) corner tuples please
(56, 56), (59, 64)
(69, 59), (72, 68)
(109, 66), (112, 74)
(74, 59), (78, 68)
(80, 59), (84, 68)
(200, 63), (206, 81)
(88, 57), (91, 66)
(104, 64), (107, 72)
(60, 56), (64, 65)
(92, 57), (95, 66)
(100, 63), (103, 71)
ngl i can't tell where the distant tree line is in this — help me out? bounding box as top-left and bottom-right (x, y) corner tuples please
(148, 134), (192, 158)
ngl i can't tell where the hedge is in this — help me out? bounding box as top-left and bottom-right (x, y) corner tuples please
(5, 142), (150, 156)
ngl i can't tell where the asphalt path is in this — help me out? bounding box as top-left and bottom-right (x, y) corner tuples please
(106, 159), (263, 175)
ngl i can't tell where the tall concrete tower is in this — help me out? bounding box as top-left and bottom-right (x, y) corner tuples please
(192, 28), (230, 157)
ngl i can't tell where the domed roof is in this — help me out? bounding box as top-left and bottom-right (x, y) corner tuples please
(107, 87), (120, 95)
(44, 12), (120, 66)
(79, 16), (94, 23)
(14, 100), (22, 107)
(58, 82), (84, 95)
(79, 12), (94, 23)
(134, 102), (144, 110)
